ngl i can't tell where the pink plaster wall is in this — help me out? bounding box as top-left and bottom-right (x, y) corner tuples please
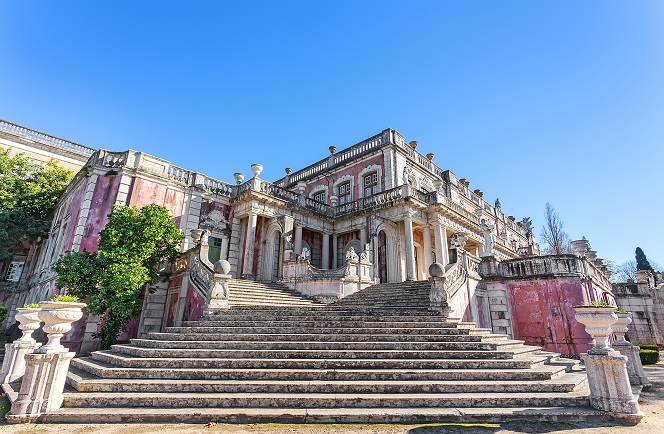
(507, 279), (592, 356)
(302, 154), (385, 204)
(79, 175), (122, 252)
(183, 282), (205, 322)
(128, 178), (167, 208)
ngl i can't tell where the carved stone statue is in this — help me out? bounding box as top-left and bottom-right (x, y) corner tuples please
(480, 219), (495, 257)
(301, 247), (311, 260)
(346, 247), (359, 261)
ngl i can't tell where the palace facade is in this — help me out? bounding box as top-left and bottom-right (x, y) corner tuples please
(1, 120), (619, 356)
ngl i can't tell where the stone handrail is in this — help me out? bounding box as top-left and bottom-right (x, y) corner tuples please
(334, 186), (405, 217)
(0, 119), (96, 158)
(444, 258), (467, 299)
(274, 130), (391, 187)
(87, 150), (235, 200)
(188, 250), (213, 299)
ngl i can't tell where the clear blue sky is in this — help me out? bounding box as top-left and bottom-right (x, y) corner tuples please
(1, 1), (662, 267)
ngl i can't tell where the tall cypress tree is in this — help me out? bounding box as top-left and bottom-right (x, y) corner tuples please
(635, 247), (655, 272)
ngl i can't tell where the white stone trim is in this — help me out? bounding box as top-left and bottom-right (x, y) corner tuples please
(358, 164), (383, 198)
(333, 174), (355, 204)
(309, 185), (329, 204)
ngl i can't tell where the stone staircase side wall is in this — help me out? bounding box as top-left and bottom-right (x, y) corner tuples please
(137, 282), (169, 339)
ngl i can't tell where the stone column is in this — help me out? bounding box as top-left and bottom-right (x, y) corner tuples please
(0, 307), (42, 384)
(360, 226), (368, 246)
(403, 214), (416, 281)
(294, 222), (303, 255)
(332, 235), (338, 269)
(582, 353), (641, 415)
(433, 220), (449, 267)
(321, 233), (330, 270)
(241, 212), (258, 280)
(422, 224), (433, 278)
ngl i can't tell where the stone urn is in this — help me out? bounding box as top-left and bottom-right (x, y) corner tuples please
(190, 228), (204, 245)
(233, 172), (245, 185)
(612, 311), (633, 346)
(250, 164), (263, 178)
(37, 301), (87, 353)
(14, 307), (42, 343)
(573, 305), (618, 355)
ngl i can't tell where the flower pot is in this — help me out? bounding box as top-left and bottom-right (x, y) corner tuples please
(612, 312), (633, 346)
(14, 308), (42, 343)
(37, 301), (87, 353)
(573, 305), (618, 355)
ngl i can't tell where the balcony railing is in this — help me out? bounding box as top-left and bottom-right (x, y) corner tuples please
(0, 119), (96, 158)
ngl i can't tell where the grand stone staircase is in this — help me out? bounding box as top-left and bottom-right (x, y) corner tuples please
(227, 279), (321, 307)
(26, 280), (603, 423)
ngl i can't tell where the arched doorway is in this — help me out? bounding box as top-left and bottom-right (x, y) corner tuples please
(271, 232), (281, 282)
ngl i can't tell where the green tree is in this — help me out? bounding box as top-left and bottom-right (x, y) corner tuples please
(0, 148), (73, 259)
(53, 204), (184, 349)
(635, 247), (655, 272)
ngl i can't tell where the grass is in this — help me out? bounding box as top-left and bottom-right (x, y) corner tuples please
(0, 393), (10, 418)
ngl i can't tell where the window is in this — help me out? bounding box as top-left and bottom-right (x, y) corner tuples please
(338, 182), (351, 204)
(364, 172), (378, 197)
(313, 190), (326, 203)
(5, 262), (24, 282)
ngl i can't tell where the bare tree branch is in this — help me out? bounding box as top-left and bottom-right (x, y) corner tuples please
(539, 202), (572, 255)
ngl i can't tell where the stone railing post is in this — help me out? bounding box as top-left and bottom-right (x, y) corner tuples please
(612, 311), (651, 388)
(573, 306), (642, 416)
(428, 263), (452, 317)
(203, 260), (232, 312)
(0, 307), (42, 384)
(6, 301), (86, 423)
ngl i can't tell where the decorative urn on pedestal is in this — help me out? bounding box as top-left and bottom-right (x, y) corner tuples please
(573, 303), (618, 355)
(612, 311), (633, 345)
(37, 299), (87, 353)
(14, 307), (42, 343)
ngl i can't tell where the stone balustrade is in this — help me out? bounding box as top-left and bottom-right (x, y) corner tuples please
(0, 119), (96, 158)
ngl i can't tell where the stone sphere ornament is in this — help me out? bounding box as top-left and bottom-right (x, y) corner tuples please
(214, 259), (231, 275)
(428, 262), (445, 278)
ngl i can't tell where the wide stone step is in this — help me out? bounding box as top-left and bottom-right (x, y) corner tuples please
(71, 358), (565, 381)
(146, 332), (508, 343)
(38, 406), (609, 424)
(109, 344), (540, 360)
(128, 339), (526, 352)
(165, 326), (493, 335)
(199, 313), (461, 322)
(67, 373), (587, 394)
(61, 391), (591, 409)
(183, 320), (476, 328)
(91, 352), (548, 370)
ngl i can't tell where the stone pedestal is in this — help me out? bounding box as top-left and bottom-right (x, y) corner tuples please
(6, 351), (75, 423)
(613, 344), (651, 388)
(0, 341), (42, 384)
(428, 263), (451, 318)
(581, 352), (642, 415)
(203, 260), (232, 313)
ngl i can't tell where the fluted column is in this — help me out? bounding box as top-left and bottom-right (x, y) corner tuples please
(433, 220), (449, 266)
(241, 212), (258, 279)
(403, 214), (416, 281)
(422, 224), (433, 277)
(321, 233), (330, 269)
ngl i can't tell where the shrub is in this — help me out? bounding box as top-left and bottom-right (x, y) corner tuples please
(640, 349), (660, 365)
(50, 294), (81, 303)
(0, 304), (6, 324)
(639, 344), (660, 352)
(23, 303), (41, 308)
